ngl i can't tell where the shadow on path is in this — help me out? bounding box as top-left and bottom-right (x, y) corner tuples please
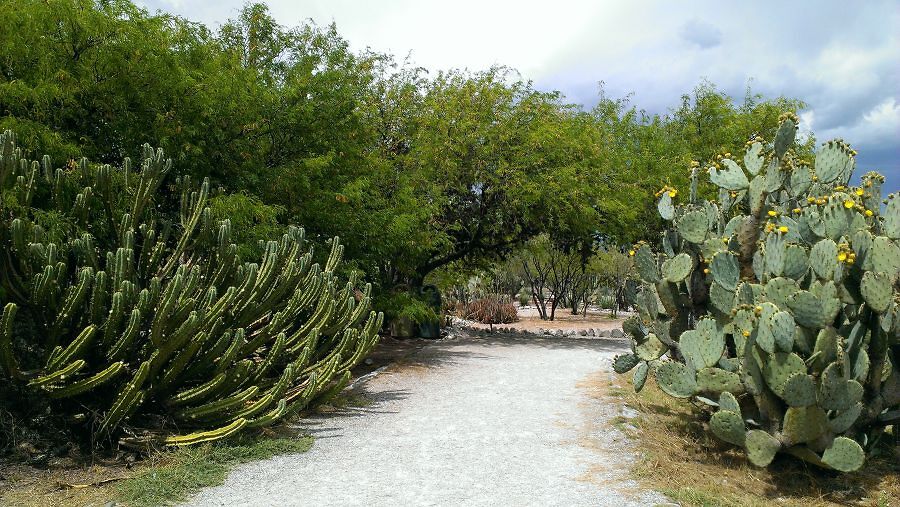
(388, 334), (630, 371)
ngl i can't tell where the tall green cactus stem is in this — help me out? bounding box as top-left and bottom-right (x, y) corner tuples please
(618, 116), (899, 472)
(0, 130), (383, 446)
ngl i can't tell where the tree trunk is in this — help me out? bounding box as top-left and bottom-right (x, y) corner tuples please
(531, 291), (547, 320)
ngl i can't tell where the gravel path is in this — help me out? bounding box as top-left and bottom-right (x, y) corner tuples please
(186, 334), (667, 507)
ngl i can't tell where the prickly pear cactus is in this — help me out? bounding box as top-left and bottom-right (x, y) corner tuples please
(614, 114), (899, 472)
(0, 131), (382, 447)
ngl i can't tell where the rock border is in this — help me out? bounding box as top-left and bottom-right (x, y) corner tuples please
(447, 318), (627, 340)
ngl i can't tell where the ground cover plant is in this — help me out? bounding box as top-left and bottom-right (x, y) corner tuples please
(614, 115), (899, 472)
(0, 131), (382, 451)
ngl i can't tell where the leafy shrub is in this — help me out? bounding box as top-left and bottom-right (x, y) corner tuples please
(466, 295), (518, 325)
(0, 132), (382, 449)
(517, 290), (531, 307)
(376, 291), (439, 325)
(614, 115), (899, 472)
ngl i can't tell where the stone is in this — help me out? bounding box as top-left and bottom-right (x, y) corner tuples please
(611, 329), (625, 338)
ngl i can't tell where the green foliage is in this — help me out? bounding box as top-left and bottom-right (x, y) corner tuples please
(376, 292), (439, 325)
(0, 131), (382, 447)
(115, 434), (313, 507)
(207, 193), (286, 259)
(614, 115), (899, 472)
(0, 0), (818, 308)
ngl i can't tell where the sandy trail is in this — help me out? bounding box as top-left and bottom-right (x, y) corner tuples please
(186, 334), (666, 507)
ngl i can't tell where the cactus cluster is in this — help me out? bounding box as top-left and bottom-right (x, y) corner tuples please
(615, 116), (899, 472)
(0, 131), (382, 447)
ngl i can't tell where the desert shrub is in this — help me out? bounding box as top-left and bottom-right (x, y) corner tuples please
(0, 132), (382, 450)
(466, 295), (518, 325)
(613, 115), (899, 472)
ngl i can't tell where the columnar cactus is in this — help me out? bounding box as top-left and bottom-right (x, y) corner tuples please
(0, 131), (382, 447)
(614, 115), (899, 472)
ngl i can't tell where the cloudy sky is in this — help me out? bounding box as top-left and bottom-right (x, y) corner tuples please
(143, 0), (899, 188)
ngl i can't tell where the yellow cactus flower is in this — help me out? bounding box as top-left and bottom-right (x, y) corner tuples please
(807, 197), (815, 203)
(837, 252), (847, 262)
(629, 250), (635, 256)
(778, 226), (789, 233)
(703, 268), (710, 274)
(847, 258), (855, 265)
(742, 330), (750, 337)
(855, 188), (864, 196)
(843, 200), (854, 209)
(767, 210), (778, 217)
(865, 209), (873, 217)
(669, 190), (677, 197)
(792, 208), (801, 214)
(835, 185), (845, 191)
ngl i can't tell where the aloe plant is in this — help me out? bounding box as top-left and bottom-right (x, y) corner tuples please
(615, 114), (899, 472)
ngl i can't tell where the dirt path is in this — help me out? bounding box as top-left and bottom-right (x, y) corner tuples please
(186, 333), (667, 506)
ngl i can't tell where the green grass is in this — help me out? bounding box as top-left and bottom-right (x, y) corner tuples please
(115, 434), (313, 507)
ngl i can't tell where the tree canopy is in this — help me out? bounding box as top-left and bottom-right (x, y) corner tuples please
(0, 0), (810, 302)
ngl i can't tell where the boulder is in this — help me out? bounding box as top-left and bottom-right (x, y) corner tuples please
(610, 328), (625, 338)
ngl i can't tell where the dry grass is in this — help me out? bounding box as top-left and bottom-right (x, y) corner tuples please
(0, 459), (130, 507)
(606, 375), (899, 507)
